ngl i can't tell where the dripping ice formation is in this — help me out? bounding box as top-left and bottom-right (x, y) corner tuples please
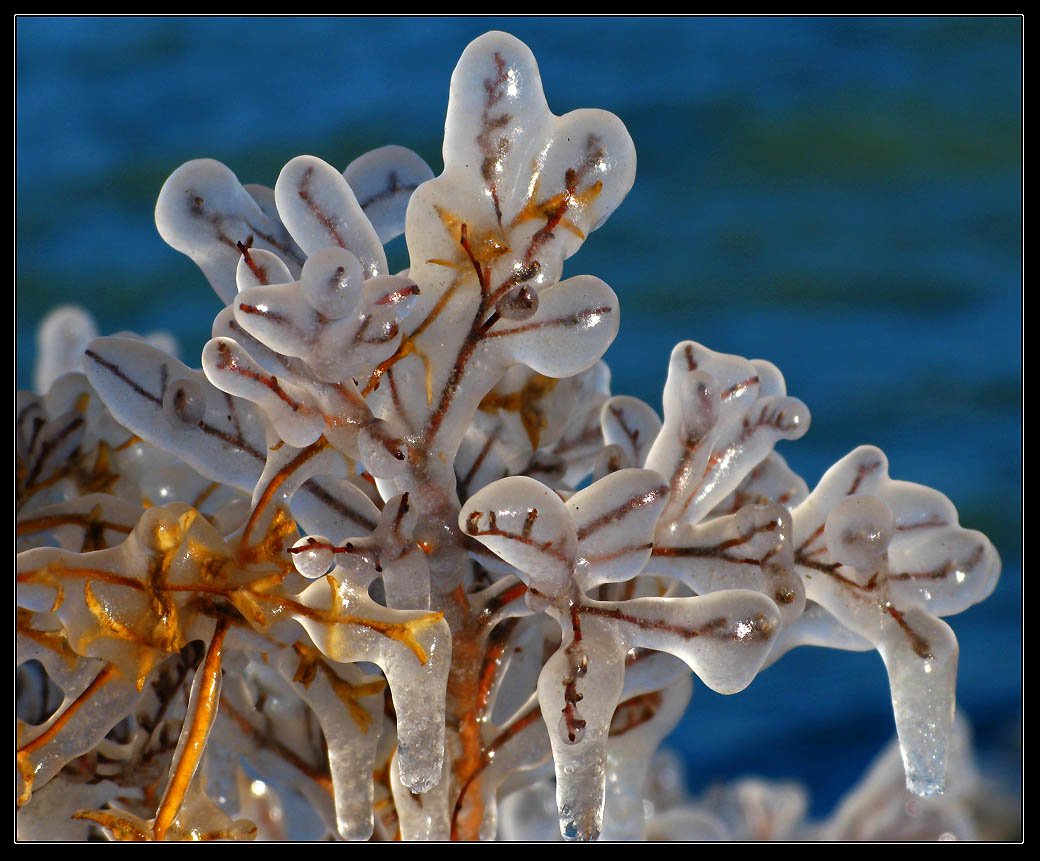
(16, 31), (1000, 841)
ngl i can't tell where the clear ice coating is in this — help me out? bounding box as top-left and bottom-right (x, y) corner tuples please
(16, 29), (1001, 842)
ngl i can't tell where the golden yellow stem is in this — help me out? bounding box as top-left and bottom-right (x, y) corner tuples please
(152, 618), (229, 841)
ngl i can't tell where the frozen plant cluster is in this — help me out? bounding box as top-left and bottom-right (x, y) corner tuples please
(16, 31), (1000, 841)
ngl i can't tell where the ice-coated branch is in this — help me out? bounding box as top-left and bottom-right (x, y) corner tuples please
(16, 27), (1002, 843)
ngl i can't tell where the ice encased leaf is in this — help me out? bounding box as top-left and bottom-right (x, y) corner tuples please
(343, 145), (434, 245)
(84, 336), (271, 492)
(156, 158), (303, 303)
(275, 155), (387, 278)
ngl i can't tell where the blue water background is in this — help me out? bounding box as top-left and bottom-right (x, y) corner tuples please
(16, 16), (1021, 823)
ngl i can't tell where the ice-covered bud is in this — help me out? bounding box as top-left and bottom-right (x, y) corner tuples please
(825, 495), (895, 574)
(33, 305), (98, 393)
(559, 710), (586, 745)
(137, 504), (193, 553)
(496, 284), (540, 321)
(593, 443), (629, 481)
(371, 276), (420, 318)
(300, 247), (364, 320)
(162, 377), (207, 427)
(678, 370), (719, 441)
(235, 246), (294, 292)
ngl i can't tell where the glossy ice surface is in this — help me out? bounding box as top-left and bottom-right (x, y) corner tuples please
(17, 20), (1019, 841)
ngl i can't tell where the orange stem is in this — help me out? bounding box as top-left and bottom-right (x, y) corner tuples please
(152, 618), (229, 841)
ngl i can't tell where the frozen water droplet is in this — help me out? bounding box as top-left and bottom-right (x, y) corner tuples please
(291, 535), (335, 578)
(301, 247), (363, 319)
(825, 495), (894, 573)
(138, 505), (182, 552)
(496, 284), (539, 320)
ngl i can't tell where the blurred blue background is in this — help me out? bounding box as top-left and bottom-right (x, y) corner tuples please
(16, 16), (1021, 826)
